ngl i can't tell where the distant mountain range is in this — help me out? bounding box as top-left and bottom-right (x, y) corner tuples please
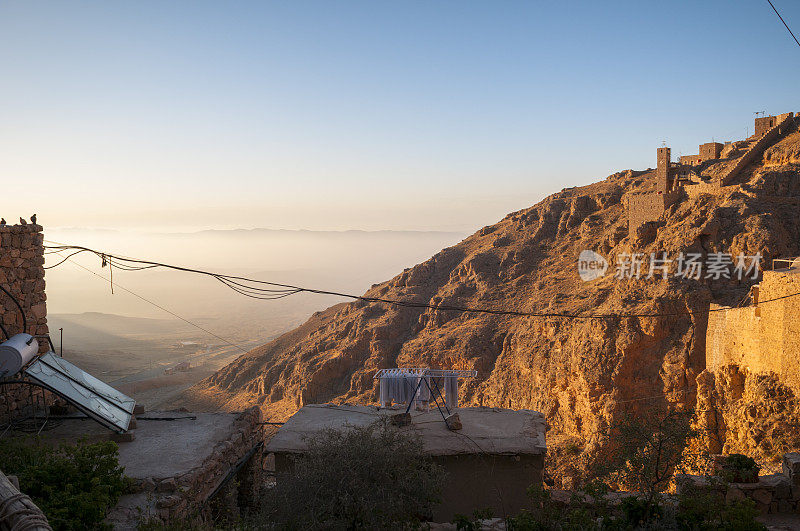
(49, 227), (467, 237)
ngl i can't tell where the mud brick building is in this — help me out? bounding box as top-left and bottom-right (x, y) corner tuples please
(267, 404), (547, 522)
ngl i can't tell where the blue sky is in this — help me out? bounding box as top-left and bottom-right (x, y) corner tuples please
(1, 1), (798, 231)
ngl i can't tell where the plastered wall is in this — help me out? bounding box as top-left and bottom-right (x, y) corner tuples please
(705, 270), (800, 392)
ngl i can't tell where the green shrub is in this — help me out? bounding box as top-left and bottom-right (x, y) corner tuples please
(453, 508), (495, 531)
(0, 437), (128, 531)
(720, 454), (760, 483)
(253, 419), (442, 530)
(619, 495), (662, 527)
(504, 484), (599, 531)
(676, 486), (765, 530)
(503, 483), (765, 531)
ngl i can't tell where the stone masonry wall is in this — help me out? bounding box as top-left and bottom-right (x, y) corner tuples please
(705, 304), (769, 374)
(684, 180), (721, 199)
(110, 407), (269, 527)
(699, 142), (723, 161)
(627, 190), (679, 234)
(760, 269), (800, 392)
(755, 116), (778, 138)
(0, 223), (47, 338)
(680, 154), (702, 166)
(0, 222), (50, 421)
(705, 270), (800, 392)
(676, 453), (800, 514)
(721, 114), (796, 186)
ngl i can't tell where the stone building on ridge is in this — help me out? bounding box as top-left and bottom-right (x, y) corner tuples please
(628, 112), (796, 235)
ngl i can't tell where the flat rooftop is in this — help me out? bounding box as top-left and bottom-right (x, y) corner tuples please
(266, 404), (546, 456)
(17, 411), (240, 480)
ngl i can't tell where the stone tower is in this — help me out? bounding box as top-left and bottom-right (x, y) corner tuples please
(656, 147), (672, 193)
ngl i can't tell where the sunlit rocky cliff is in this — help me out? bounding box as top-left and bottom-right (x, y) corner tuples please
(181, 119), (800, 482)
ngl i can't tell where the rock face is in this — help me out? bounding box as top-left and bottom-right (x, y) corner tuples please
(695, 366), (800, 466)
(182, 124), (800, 483)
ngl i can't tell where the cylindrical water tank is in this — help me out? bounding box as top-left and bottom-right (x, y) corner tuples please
(0, 334), (39, 378)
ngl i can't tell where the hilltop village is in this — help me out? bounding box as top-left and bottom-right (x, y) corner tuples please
(2, 111), (800, 528)
(629, 112), (795, 234)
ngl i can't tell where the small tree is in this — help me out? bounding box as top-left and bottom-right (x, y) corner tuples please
(593, 406), (700, 523)
(256, 419), (443, 529)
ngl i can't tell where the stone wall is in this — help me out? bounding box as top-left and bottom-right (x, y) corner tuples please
(0, 222), (51, 423)
(627, 190), (680, 234)
(273, 449), (544, 523)
(684, 180), (721, 199)
(109, 407), (269, 527)
(699, 142), (723, 161)
(760, 269), (800, 392)
(680, 154), (702, 166)
(0, 223), (47, 339)
(434, 454), (543, 522)
(721, 114), (796, 186)
(676, 453), (800, 514)
(656, 147), (672, 192)
(705, 269), (800, 392)
(755, 116), (778, 138)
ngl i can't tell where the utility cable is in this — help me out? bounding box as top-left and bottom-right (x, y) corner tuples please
(49, 250), (251, 355)
(766, 0), (800, 49)
(0, 284), (28, 335)
(42, 243), (800, 320)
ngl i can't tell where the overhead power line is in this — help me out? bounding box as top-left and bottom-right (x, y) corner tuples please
(766, 0), (800, 49)
(42, 243), (800, 320)
(49, 249), (252, 355)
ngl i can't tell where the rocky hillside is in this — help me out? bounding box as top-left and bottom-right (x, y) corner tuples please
(181, 121), (800, 482)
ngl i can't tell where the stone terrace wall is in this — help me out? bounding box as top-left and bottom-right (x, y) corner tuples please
(676, 453), (800, 514)
(0, 223), (50, 422)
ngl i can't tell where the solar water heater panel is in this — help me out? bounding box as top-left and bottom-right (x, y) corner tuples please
(24, 352), (136, 433)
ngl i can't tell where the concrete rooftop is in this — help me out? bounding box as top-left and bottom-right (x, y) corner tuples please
(266, 404), (546, 456)
(23, 411), (240, 479)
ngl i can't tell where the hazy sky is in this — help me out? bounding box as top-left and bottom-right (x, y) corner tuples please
(2, 1), (799, 232)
